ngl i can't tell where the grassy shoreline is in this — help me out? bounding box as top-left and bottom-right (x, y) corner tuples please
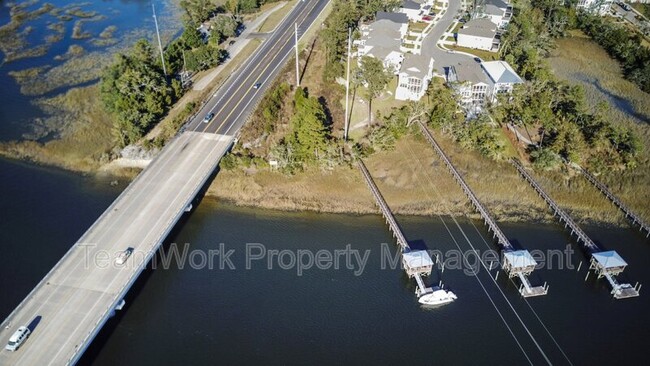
(2, 9), (648, 228)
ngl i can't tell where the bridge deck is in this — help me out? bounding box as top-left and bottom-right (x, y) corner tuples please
(0, 132), (233, 366)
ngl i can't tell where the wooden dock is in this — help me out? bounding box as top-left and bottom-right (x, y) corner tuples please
(418, 122), (547, 297)
(511, 159), (600, 252)
(511, 158), (640, 299)
(356, 159), (437, 298)
(578, 166), (650, 238)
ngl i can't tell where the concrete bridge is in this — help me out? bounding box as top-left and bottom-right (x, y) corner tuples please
(0, 0), (330, 364)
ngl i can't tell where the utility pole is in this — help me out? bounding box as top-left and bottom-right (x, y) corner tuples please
(294, 23), (300, 87)
(181, 49), (188, 86)
(344, 27), (351, 141)
(152, 2), (167, 78)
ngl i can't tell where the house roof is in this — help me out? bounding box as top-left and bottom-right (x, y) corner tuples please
(449, 61), (489, 85)
(481, 61), (523, 84)
(592, 251), (628, 269)
(365, 19), (402, 46)
(483, 0), (509, 15)
(376, 11), (409, 24)
(402, 250), (434, 268)
(363, 19), (403, 59)
(503, 250), (537, 269)
(402, 0), (421, 10)
(400, 54), (432, 79)
(457, 18), (497, 38)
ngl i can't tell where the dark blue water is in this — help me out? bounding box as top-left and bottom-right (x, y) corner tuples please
(1, 1), (649, 364)
(0, 0), (180, 141)
(1, 157), (649, 365)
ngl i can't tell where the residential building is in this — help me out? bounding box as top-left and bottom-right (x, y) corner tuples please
(480, 60), (523, 101)
(576, 0), (614, 15)
(447, 61), (491, 110)
(376, 11), (409, 35)
(476, 0), (512, 28)
(401, 0), (422, 20)
(395, 54), (435, 101)
(446, 60), (522, 111)
(356, 19), (405, 73)
(399, 0), (434, 21)
(456, 18), (499, 51)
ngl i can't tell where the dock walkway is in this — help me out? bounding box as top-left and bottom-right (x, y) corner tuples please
(418, 122), (547, 297)
(578, 166), (650, 238)
(357, 159), (437, 297)
(511, 158), (640, 299)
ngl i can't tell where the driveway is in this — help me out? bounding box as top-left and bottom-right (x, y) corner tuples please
(421, 0), (478, 73)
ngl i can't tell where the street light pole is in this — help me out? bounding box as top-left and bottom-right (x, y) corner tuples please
(152, 2), (168, 78)
(295, 23), (300, 87)
(344, 27), (351, 141)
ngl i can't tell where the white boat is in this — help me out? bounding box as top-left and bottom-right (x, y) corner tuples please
(418, 289), (457, 306)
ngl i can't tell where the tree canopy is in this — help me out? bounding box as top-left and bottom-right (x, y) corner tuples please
(100, 39), (179, 147)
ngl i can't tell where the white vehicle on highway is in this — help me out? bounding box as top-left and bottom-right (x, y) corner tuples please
(115, 247), (134, 265)
(5, 326), (30, 352)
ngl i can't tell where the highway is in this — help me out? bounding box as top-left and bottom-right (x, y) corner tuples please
(190, 0), (329, 136)
(0, 0), (329, 364)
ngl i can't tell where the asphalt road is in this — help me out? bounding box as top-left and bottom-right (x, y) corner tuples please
(611, 2), (647, 29)
(189, 0), (330, 136)
(422, 0), (476, 72)
(0, 132), (233, 366)
(0, 0), (329, 364)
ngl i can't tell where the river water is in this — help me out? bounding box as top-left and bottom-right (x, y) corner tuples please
(0, 157), (649, 365)
(1, 0), (650, 365)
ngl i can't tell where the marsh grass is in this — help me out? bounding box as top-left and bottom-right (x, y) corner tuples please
(0, 2), (54, 61)
(65, 8), (97, 19)
(53, 44), (85, 61)
(8, 65), (50, 83)
(547, 30), (650, 223)
(98, 25), (117, 39)
(0, 85), (114, 171)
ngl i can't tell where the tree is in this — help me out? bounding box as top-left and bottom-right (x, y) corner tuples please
(185, 44), (225, 71)
(288, 88), (331, 163)
(211, 14), (238, 44)
(427, 82), (462, 134)
(100, 39), (175, 147)
(359, 56), (391, 125)
(179, 0), (218, 24)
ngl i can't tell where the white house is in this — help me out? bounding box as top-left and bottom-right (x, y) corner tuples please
(447, 60), (523, 112)
(395, 54), (434, 101)
(399, 0), (434, 21)
(376, 11), (409, 35)
(576, 0), (614, 15)
(447, 61), (491, 111)
(477, 0), (512, 29)
(357, 19), (405, 73)
(456, 18), (499, 51)
(481, 60), (523, 102)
